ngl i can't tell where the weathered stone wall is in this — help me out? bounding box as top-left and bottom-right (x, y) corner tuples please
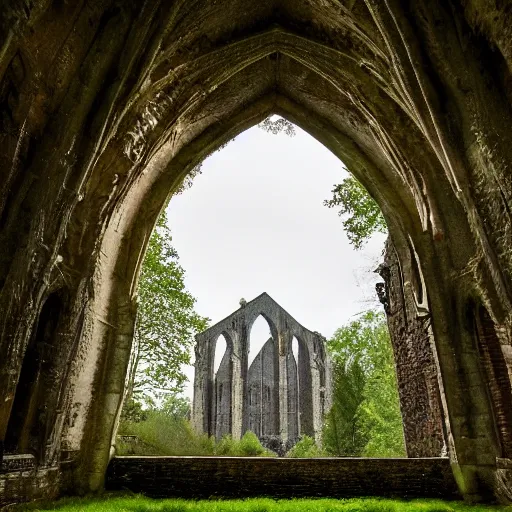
(247, 338), (280, 438)
(214, 349), (233, 440)
(286, 348), (299, 441)
(378, 238), (446, 458)
(1, 0), (512, 502)
(193, 293), (330, 445)
(473, 305), (512, 460)
(106, 456), (459, 500)
(0, 455), (60, 508)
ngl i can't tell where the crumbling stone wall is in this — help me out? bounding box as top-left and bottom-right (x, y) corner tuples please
(0, 455), (60, 508)
(378, 238), (447, 458)
(1, 0), (512, 503)
(193, 293), (330, 446)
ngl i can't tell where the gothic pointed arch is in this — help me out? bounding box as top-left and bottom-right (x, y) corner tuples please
(1, 0), (512, 502)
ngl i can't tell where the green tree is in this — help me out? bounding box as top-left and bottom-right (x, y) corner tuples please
(324, 175), (387, 249)
(161, 393), (191, 420)
(323, 311), (406, 457)
(258, 116), (296, 136)
(125, 211), (209, 406)
(356, 322), (406, 457)
(120, 398), (148, 423)
(322, 357), (367, 456)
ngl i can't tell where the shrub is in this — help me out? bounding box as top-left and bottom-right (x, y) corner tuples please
(213, 432), (273, 456)
(238, 431), (268, 456)
(214, 434), (238, 455)
(117, 411), (214, 456)
(117, 414), (274, 457)
(286, 435), (326, 458)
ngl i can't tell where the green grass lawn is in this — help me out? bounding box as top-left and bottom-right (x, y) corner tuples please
(12, 495), (512, 512)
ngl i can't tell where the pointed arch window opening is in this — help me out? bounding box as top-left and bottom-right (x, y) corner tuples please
(4, 291), (64, 460)
(287, 336), (301, 440)
(213, 334), (228, 376)
(247, 314), (278, 437)
(248, 315), (273, 368)
(212, 333), (232, 439)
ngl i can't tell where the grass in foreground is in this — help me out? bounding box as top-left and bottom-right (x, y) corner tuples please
(13, 495), (512, 512)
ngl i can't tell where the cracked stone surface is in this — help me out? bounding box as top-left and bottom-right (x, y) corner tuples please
(1, 0), (512, 504)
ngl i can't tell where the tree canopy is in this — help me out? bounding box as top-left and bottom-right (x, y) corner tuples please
(258, 116), (296, 136)
(324, 175), (387, 249)
(125, 211), (209, 407)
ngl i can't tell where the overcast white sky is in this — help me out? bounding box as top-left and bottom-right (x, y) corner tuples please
(166, 121), (387, 399)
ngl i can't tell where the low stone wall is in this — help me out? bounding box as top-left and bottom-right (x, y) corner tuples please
(107, 456), (459, 500)
(0, 455), (60, 508)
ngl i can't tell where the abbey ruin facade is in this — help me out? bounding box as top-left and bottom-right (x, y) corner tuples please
(192, 293), (330, 447)
(2, 0), (512, 505)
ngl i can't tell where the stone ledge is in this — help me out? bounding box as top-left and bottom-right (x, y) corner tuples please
(107, 456), (460, 499)
(0, 466), (60, 508)
(1, 454), (36, 473)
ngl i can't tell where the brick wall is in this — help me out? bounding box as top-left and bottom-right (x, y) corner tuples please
(106, 456), (459, 499)
(378, 240), (446, 457)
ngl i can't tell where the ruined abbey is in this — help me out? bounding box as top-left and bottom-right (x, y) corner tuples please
(2, 0), (512, 505)
(192, 293), (331, 449)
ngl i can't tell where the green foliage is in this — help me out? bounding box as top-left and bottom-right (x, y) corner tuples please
(324, 175), (387, 249)
(120, 398), (148, 423)
(238, 431), (270, 456)
(117, 409), (273, 457)
(327, 310), (388, 372)
(285, 435), (326, 458)
(258, 116), (296, 136)
(322, 358), (368, 456)
(160, 393), (191, 420)
(117, 410), (214, 456)
(126, 210), (209, 406)
(212, 434), (236, 456)
(15, 495), (509, 512)
(323, 311), (406, 457)
(215, 431), (273, 457)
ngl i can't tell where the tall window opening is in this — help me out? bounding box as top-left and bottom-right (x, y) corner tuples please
(213, 334), (231, 439)
(287, 336), (300, 441)
(214, 334), (227, 375)
(5, 292), (63, 459)
(248, 315), (272, 368)
(248, 315), (277, 437)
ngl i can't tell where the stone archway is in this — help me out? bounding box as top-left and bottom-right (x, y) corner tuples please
(1, 0), (512, 503)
